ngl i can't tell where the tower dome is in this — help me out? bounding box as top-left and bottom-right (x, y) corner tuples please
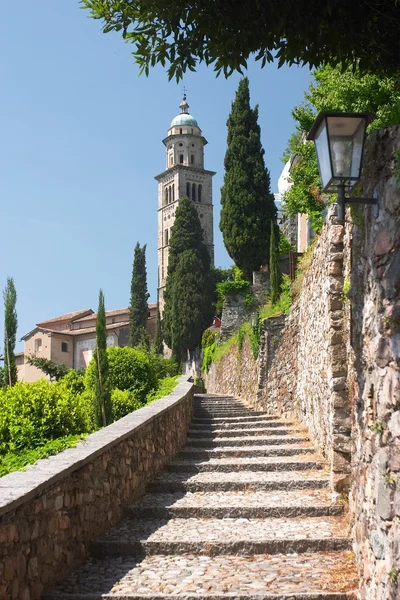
(170, 94), (198, 128)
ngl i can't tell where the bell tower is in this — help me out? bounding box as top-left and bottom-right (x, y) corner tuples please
(156, 95), (215, 313)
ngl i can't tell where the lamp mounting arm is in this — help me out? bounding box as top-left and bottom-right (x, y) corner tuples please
(336, 183), (377, 222)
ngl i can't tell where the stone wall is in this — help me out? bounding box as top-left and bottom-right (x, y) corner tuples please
(0, 378), (194, 600)
(205, 126), (400, 598)
(346, 126), (400, 600)
(262, 207), (351, 489)
(205, 316), (285, 407)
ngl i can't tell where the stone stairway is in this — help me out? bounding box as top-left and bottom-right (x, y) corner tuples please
(44, 394), (359, 599)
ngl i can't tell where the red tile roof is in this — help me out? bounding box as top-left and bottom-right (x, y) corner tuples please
(74, 308), (130, 323)
(37, 309), (93, 327)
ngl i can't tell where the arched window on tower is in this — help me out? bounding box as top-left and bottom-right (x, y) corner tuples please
(179, 154), (184, 164)
(167, 187), (170, 204)
(169, 154), (173, 166)
(186, 182), (190, 197)
(190, 154), (194, 165)
(172, 183), (175, 202)
(164, 229), (169, 246)
(164, 188), (168, 205)
(198, 184), (202, 203)
(192, 183), (196, 202)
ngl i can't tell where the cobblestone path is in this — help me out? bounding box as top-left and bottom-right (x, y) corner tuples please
(44, 394), (359, 599)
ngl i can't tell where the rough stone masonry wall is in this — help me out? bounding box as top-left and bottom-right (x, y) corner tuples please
(204, 316), (285, 407)
(0, 378), (194, 600)
(346, 126), (400, 600)
(261, 206), (351, 490)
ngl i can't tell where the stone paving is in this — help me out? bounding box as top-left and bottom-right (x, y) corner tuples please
(44, 394), (358, 599)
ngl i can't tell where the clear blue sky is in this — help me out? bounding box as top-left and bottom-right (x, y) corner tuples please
(0, 2), (311, 351)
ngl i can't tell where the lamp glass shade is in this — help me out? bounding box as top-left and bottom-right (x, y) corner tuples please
(308, 112), (370, 193)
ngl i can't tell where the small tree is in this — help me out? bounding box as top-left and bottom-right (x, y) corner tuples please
(220, 78), (276, 278)
(3, 277), (18, 386)
(94, 289), (111, 427)
(154, 308), (164, 355)
(26, 355), (70, 381)
(269, 221), (281, 305)
(129, 243), (150, 348)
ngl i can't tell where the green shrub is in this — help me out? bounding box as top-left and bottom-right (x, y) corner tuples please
(86, 346), (158, 402)
(202, 342), (217, 373)
(202, 329), (218, 349)
(148, 353), (180, 379)
(0, 380), (92, 456)
(146, 375), (180, 403)
(110, 389), (142, 421)
(217, 279), (250, 297)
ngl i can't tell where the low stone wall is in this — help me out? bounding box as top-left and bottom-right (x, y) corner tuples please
(0, 377), (194, 600)
(347, 126), (400, 600)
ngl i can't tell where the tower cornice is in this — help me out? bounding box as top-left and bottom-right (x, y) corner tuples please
(162, 134), (208, 147)
(154, 164), (216, 182)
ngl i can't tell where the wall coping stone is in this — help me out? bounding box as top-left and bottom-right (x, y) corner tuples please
(0, 376), (193, 518)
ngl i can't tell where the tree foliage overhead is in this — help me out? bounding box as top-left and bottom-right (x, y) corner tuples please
(82, 0), (400, 80)
(162, 196), (213, 356)
(220, 78), (276, 276)
(3, 277), (18, 387)
(129, 242), (150, 348)
(283, 65), (400, 229)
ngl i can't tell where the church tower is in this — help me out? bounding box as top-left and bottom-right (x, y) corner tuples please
(156, 95), (215, 312)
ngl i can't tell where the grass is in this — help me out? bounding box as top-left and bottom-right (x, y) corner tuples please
(0, 434), (87, 477)
(213, 331), (240, 363)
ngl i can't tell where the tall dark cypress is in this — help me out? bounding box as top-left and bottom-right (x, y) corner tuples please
(3, 277), (18, 386)
(163, 197), (213, 351)
(269, 221), (281, 304)
(154, 308), (164, 355)
(220, 78), (277, 277)
(94, 289), (111, 427)
(129, 243), (150, 347)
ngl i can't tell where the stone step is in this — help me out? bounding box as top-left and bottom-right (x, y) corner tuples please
(189, 421), (295, 431)
(90, 515), (351, 557)
(188, 427), (305, 438)
(126, 489), (343, 519)
(43, 551), (359, 599)
(193, 409), (259, 414)
(166, 456), (324, 473)
(179, 445), (315, 459)
(147, 470), (330, 493)
(192, 415), (278, 423)
(186, 435), (310, 447)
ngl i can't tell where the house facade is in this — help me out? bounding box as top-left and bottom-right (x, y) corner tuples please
(17, 304), (157, 382)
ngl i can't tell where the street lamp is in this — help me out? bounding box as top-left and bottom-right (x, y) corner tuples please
(307, 112), (377, 221)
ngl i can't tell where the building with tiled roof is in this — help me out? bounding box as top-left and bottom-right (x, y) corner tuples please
(18, 304), (157, 382)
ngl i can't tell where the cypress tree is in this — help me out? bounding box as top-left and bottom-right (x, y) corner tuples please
(170, 250), (211, 363)
(154, 308), (164, 355)
(163, 197), (213, 350)
(269, 221), (281, 304)
(3, 277), (18, 387)
(94, 289), (111, 427)
(220, 77), (277, 277)
(129, 243), (150, 347)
